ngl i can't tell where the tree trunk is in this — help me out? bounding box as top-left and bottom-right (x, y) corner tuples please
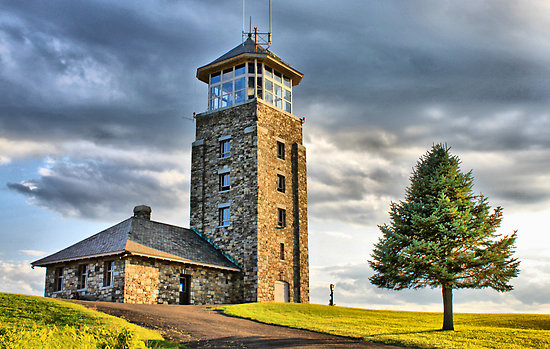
(442, 285), (454, 330)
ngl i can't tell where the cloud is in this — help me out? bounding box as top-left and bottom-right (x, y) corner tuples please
(19, 250), (46, 257)
(6, 142), (190, 221)
(0, 260), (44, 296)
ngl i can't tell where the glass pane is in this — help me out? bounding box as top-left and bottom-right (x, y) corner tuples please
(257, 89), (262, 99)
(222, 82), (233, 94)
(211, 72), (221, 84)
(284, 101), (291, 113)
(210, 98), (221, 110)
(284, 89), (291, 101)
(274, 84), (282, 97)
(221, 94), (233, 107)
(210, 85), (221, 98)
(248, 77), (255, 88)
(223, 68), (233, 80)
(256, 77), (262, 88)
(283, 76), (291, 87)
(235, 64), (246, 76)
(235, 90), (246, 103)
(265, 80), (273, 92)
(235, 77), (246, 91)
(275, 97), (283, 109)
(265, 66), (273, 79)
(265, 91), (273, 104)
(257, 63), (263, 74)
(274, 71), (282, 83)
(248, 62), (255, 74)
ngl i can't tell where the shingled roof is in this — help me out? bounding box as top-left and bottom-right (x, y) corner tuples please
(31, 216), (240, 271)
(196, 37), (303, 86)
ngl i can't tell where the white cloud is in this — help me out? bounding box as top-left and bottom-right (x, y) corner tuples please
(19, 250), (46, 257)
(0, 260), (44, 296)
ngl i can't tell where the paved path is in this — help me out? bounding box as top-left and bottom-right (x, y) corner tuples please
(70, 301), (406, 348)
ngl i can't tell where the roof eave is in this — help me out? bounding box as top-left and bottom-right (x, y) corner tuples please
(127, 251), (241, 272)
(196, 53), (303, 86)
(31, 250), (126, 267)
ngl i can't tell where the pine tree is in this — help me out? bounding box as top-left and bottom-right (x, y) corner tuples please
(369, 143), (520, 330)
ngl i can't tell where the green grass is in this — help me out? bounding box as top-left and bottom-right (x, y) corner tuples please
(0, 293), (182, 348)
(220, 303), (550, 349)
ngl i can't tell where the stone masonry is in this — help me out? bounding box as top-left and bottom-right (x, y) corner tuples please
(44, 256), (240, 304)
(190, 98), (309, 303)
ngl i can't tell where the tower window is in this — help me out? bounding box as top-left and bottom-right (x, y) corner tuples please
(263, 65), (292, 113)
(78, 264), (88, 290)
(277, 141), (285, 159)
(219, 173), (230, 191)
(278, 208), (286, 228)
(280, 243), (285, 260)
(220, 139), (230, 158)
(103, 261), (114, 287)
(277, 174), (286, 193)
(219, 207), (230, 227)
(54, 267), (63, 292)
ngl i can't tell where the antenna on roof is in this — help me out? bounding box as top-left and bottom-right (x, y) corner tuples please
(241, 0), (272, 49)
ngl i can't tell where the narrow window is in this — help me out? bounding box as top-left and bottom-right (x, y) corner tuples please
(78, 264), (88, 290)
(219, 207), (230, 227)
(280, 243), (285, 260)
(277, 174), (286, 193)
(277, 141), (285, 159)
(103, 261), (114, 287)
(54, 267), (63, 291)
(219, 173), (230, 191)
(278, 208), (286, 228)
(220, 139), (230, 158)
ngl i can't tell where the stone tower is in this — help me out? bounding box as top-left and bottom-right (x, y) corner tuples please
(190, 37), (309, 303)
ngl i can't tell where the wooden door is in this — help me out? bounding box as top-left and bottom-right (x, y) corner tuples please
(274, 281), (289, 302)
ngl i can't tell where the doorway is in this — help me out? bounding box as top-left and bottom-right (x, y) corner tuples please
(179, 274), (191, 305)
(274, 280), (289, 302)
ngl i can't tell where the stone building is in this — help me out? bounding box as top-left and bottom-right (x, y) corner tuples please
(32, 37), (309, 305)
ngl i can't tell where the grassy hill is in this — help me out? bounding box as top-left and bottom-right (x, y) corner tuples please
(0, 293), (178, 348)
(220, 303), (550, 349)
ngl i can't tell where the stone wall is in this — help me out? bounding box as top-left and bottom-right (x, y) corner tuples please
(44, 257), (125, 302)
(124, 256), (241, 305)
(191, 99), (309, 303)
(191, 100), (260, 302)
(256, 101), (309, 303)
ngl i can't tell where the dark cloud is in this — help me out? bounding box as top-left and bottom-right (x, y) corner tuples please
(6, 154), (188, 220)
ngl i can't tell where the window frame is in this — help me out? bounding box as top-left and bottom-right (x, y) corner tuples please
(277, 174), (286, 193)
(220, 139), (231, 158)
(77, 264), (88, 290)
(277, 141), (285, 160)
(219, 206), (230, 227)
(219, 173), (231, 192)
(277, 208), (286, 228)
(103, 261), (114, 288)
(54, 267), (63, 292)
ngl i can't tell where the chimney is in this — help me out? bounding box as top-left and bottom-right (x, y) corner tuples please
(133, 205), (152, 220)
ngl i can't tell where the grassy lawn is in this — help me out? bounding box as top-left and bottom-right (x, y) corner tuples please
(0, 293), (181, 348)
(220, 303), (550, 349)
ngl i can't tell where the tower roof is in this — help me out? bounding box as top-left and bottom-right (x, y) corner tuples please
(197, 37), (303, 86)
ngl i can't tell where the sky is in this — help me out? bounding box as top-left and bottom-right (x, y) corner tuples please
(1, 0), (549, 313)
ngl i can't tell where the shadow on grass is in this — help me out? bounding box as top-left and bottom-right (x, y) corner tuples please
(145, 339), (185, 348)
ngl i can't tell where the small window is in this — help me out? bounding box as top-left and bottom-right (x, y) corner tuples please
(220, 139), (230, 158)
(54, 267), (63, 292)
(278, 208), (286, 228)
(78, 264), (88, 290)
(219, 173), (230, 191)
(277, 174), (285, 193)
(277, 141), (285, 160)
(280, 243), (285, 260)
(219, 207), (230, 227)
(103, 261), (114, 287)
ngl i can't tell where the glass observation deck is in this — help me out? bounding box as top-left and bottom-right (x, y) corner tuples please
(208, 62), (292, 114)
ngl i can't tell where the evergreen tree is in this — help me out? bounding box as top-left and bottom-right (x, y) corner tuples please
(369, 144), (519, 330)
